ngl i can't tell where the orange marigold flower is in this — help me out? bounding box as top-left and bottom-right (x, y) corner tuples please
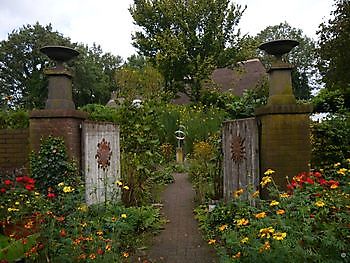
(252, 190), (260, 198)
(255, 212), (267, 219)
(259, 241), (271, 253)
(233, 188), (244, 198)
(280, 192), (290, 198)
(233, 252), (242, 259)
(122, 252), (129, 258)
(219, 224), (228, 231)
(208, 239), (216, 245)
(276, 209), (285, 215)
(236, 218), (249, 226)
(89, 253), (96, 260)
(259, 227), (275, 239)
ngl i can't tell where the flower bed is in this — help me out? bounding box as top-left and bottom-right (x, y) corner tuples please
(195, 160), (350, 262)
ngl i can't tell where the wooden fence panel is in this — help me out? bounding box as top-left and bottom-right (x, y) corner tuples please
(223, 118), (259, 202)
(82, 121), (121, 205)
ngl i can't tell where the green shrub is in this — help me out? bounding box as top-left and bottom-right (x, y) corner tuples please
(311, 113), (350, 168)
(0, 110), (29, 129)
(30, 136), (79, 194)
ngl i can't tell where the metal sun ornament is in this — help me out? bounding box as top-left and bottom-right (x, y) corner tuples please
(95, 138), (112, 171)
(230, 135), (246, 163)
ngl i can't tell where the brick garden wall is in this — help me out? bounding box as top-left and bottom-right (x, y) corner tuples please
(0, 128), (30, 174)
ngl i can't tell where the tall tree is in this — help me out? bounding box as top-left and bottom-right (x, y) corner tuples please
(130, 0), (245, 100)
(73, 44), (122, 106)
(115, 55), (165, 101)
(0, 23), (122, 109)
(253, 22), (317, 100)
(317, 0), (350, 109)
(0, 23), (72, 109)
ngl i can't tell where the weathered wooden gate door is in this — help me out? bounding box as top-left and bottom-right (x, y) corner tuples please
(82, 121), (121, 205)
(222, 118), (259, 201)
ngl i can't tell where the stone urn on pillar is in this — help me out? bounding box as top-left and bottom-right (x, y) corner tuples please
(40, 46), (79, 109)
(255, 39), (313, 195)
(29, 46), (87, 165)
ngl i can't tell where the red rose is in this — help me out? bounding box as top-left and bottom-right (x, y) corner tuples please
(0, 188), (6, 193)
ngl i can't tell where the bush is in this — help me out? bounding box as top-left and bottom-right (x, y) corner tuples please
(30, 136), (79, 194)
(0, 110), (29, 129)
(311, 113), (350, 168)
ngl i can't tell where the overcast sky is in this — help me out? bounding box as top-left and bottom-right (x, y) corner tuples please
(0, 0), (334, 60)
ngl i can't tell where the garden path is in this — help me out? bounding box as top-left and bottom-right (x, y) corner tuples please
(134, 173), (218, 263)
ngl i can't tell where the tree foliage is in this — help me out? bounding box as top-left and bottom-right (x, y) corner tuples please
(130, 0), (245, 100)
(253, 22), (317, 100)
(0, 23), (71, 109)
(0, 23), (122, 109)
(115, 55), (165, 101)
(317, 0), (350, 109)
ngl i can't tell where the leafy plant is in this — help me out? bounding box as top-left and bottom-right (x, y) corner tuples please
(196, 165), (350, 262)
(30, 136), (79, 194)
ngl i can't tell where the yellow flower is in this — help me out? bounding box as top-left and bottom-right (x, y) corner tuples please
(260, 176), (272, 187)
(63, 186), (74, 193)
(330, 183), (339, 189)
(280, 192), (290, 198)
(219, 224), (228, 231)
(115, 180), (123, 186)
(81, 222), (87, 227)
(78, 204), (88, 212)
(96, 230), (103, 236)
(240, 237), (249, 244)
(334, 162), (341, 167)
(105, 244), (112, 251)
(236, 218), (249, 226)
(58, 182), (65, 187)
(276, 209), (285, 215)
(89, 253), (96, 260)
(121, 214), (127, 219)
(315, 200), (325, 207)
(208, 239), (216, 245)
(34, 192), (40, 196)
(255, 212), (267, 219)
(259, 241), (271, 253)
(7, 207), (19, 212)
(264, 169), (275, 175)
(232, 252), (241, 259)
(233, 188), (244, 198)
(252, 190), (260, 198)
(259, 227), (275, 239)
(15, 201), (20, 205)
(123, 185), (129, 190)
(337, 168), (347, 175)
(122, 252), (129, 258)
(111, 217), (117, 222)
(273, 232), (287, 241)
(270, 200), (279, 206)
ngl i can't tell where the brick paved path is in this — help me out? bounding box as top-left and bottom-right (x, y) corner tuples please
(139, 173), (218, 263)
